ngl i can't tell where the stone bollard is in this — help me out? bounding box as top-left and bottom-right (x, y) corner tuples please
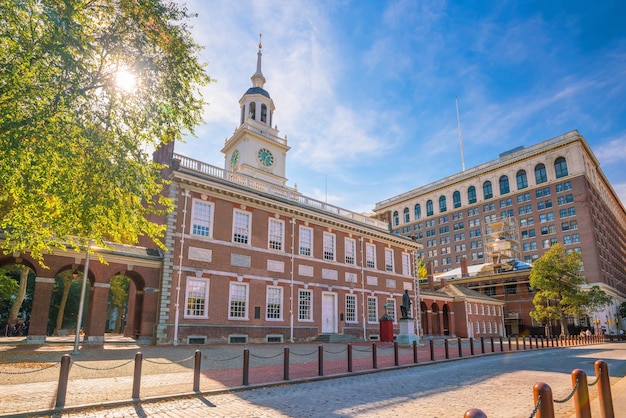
(55, 354), (72, 408)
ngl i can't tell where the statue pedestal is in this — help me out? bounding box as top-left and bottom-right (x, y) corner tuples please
(396, 318), (419, 345)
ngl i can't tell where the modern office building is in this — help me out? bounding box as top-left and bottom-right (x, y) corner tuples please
(151, 44), (423, 344)
(374, 131), (626, 333)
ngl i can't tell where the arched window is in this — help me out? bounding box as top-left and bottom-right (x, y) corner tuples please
(516, 170), (528, 190)
(453, 191), (461, 208)
(249, 102), (256, 120)
(554, 157), (568, 178)
(426, 200), (434, 216)
(414, 204), (421, 220)
(535, 164), (547, 184)
(499, 175), (510, 195)
(392, 211), (399, 226)
(261, 104), (268, 123)
(483, 181), (493, 200)
(403, 207), (410, 223)
(468, 186), (477, 204)
(439, 196), (447, 213)
(241, 106), (245, 125)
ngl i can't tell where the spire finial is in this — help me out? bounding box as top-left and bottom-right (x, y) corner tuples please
(252, 33), (266, 88)
(258, 33), (262, 50)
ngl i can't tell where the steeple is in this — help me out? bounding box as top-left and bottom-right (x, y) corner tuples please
(251, 34), (266, 88)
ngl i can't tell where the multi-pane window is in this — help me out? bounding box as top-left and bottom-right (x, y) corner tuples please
(483, 181), (493, 199)
(298, 289), (312, 321)
(229, 282), (248, 319)
(185, 278), (209, 318)
(268, 218), (284, 251)
(554, 157), (568, 178)
(384, 248), (394, 272)
(367, 297), (378, 323)
(439, 196), (447, 213)
(386, 298), (396, 322)
(414, 204), (422, 220)
(299, 226), (313, 256)
(453, 191), (461, 208)
(516, 170), (528, 190)
(403, 207), (410, 223)
(345, 238), (356, 265)
(346, 295), (357, 323)
(191, 200), (213, 237)
(402, 253), (411, 275)
(323, 232), (336, 260)
(366, 243), (376, 269)
(266, 286), (283, 320)
(393, 211), (399, 226)
(468, 187), (477, 205)
(499, 176), (510, 195)
(233, 209), (251, 244)
(426, 200), (434, 216)
(535, 164), (548, 184)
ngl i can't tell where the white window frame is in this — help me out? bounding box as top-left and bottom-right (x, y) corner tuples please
(190, 199), (214, 238)
(402, 253), (411, 276)
(299, 226), (313, 256)
(367, 296), (378, 324)
(366, 243), (376, 269)
(386, 298), (397, 323)
(266, 285), (283, 321)
(323, 232), (336, 261)
(384, 248), (394, 272)
(345, 294), (357, 323)
(298, 289), (313, 322)
(184, 277), (210, 318)
(268, 218), (284, 251)
(345, 237), (356, 265)
(232, 209), (251, 245)
(228, 282), (249, 320)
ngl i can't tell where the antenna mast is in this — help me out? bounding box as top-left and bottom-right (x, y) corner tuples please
(456, 97), (466, 172)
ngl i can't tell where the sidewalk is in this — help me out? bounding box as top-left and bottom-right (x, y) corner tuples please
(1, 337), (624, 417)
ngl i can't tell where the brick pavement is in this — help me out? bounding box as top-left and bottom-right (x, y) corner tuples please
(1, 336), (622, 417)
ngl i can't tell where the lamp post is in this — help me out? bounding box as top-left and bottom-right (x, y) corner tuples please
(73, 250), (91, 354)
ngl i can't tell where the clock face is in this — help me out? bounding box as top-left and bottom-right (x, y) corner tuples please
(230, 149), (239, 167)
(257, 148), (274, 167)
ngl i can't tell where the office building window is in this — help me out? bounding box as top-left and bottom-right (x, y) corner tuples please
(439, 196), (447, 213)
(366, 243), (376, 269)
(554, 157), (568, 178)
(535, 164), (547, 184)
(185, 278), (209, 318)
(299, 226), (313, 256)
(468, 186), (477, 204)
(346, 295), (357, 323)
(483, 181), (493, 199)
(233, 209), (251, 244)
(393, 211), (399, 226)
(414, 204), (422, 220)
(345, 238), (356, 265)
(191, 200), (214, 237)
(404, 207), (410, 223)
(453, 191), (461, 208)
(516, 170), (528, 190)
(229, 282), (248, 319)
(266, 286), (283, 320)
(385, 248), (394, 272)
(298, 289), (312, 321)
(426, 200), (434, 216)
(268, 218), (284, 251)
(323, 232), (336, 261)
(367, 297), (378, 323)
(386, 298), (397, 322)
(499, 175), (510, 195)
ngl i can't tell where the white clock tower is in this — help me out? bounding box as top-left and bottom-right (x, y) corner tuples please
(222, 36), (290, 187)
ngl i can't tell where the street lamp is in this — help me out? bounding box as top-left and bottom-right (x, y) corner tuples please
(73, 249), (91, 354)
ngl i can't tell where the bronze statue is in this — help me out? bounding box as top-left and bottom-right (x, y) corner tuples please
(400, 289), (411, 319)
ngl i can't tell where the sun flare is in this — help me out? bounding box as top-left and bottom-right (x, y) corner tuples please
(115, 69), (137, 92)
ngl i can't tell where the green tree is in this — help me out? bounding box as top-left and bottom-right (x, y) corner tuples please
(0, 0), (210, 264)
(107, 274), (130, 333)
(0, 271), (19, 301)
(619, 302), (626, 320)
(529, 244), (611, 336)
(417, 257), (428, 280)
(52, 271), (79, 335)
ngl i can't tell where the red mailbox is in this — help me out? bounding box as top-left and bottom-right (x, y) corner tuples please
(379, 315), (394, 342)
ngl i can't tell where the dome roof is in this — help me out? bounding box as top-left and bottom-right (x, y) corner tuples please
(245, 86), (270, 98)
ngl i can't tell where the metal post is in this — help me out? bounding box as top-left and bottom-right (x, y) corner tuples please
(464, 408), (488, 418)
(284, 346), (290, 381)
(470, 338), (474, 356)
(480, 337), (485, 354)
(193, 350), (201, 392)
(490, 337), (495, 353)
(595, 360), (614, 418)
(318, 345), (324, 376)
(429, 339), (434, 361)
(372, 342), (377, 369)
(347, 344), (353, 372)
(572, 369), (591, 418)
(515, 336), (519, 350)
(413, 340), (418, 363)
(394, 341), (399, 366)
(243, 348), (249, 386)
(55, 354), (72, 408)
(458, 337), (463, 357)
(499, 337), (503, 352)
(444, 338), (449, 359)
(533, 382), (554, 418)
(132, 352), (142, 399)
(73, 251), (91, 354)
(522, 337), (526, 350)
(508, 336), (512, 351)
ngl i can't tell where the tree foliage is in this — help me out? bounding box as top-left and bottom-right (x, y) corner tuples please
(529, 244), (610, 335)
(0, 0), (210, 264)
(0, 272), (19, 301)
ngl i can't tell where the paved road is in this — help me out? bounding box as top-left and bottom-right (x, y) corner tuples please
(55, 343), (626, 418)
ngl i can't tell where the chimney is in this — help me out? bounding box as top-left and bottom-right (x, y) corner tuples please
(427, 263), (434, 291)
(461, 257), (469, 277)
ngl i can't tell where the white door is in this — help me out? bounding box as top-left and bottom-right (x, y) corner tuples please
(322, 293), (337, 333)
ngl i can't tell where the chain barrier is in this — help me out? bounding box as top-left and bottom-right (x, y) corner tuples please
(377, 345), (394, 351)
(351, 346), (372, 353)
(528, 395), (542, 418)
(0, 362), (59, 375)
(290, 349), (318, 357)
(144, 353), (195, 365)
(588, 368), (601, 387)
(73, 359), (134, 370)
(553, 379), (579, 403)
(322, 347), (347, 355)
(249, 351), (283, 360)
(203, 354), (242, 362)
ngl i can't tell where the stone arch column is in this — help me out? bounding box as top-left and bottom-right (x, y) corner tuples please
(27, 277), (55, 343)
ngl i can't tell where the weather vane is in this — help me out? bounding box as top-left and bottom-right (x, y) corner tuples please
(258, 33), (262, 50)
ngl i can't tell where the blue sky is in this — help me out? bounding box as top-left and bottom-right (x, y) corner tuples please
(176, 0), (626, 214)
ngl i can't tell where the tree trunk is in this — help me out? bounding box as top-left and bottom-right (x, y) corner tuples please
(560, 313), (569, 336)
(8, 266), (29, 325)
(54, 277), (73, 335)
